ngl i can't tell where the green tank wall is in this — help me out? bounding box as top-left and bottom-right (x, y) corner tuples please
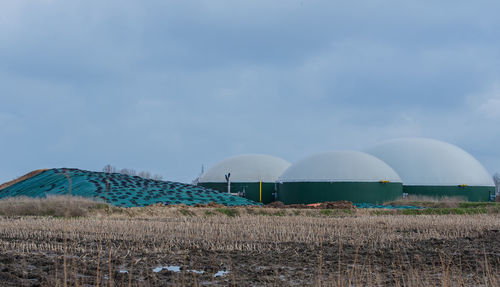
(403, 185), (494, 202)
(277, 181), (403, 204)
(198, 182), (276, 204)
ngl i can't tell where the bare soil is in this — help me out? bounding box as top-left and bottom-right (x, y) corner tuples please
(0, 212), (498, 286)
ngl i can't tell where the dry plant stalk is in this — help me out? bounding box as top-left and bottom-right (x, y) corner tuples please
(0, 207), (498, 286)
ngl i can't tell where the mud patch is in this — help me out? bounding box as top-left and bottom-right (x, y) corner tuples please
(0, 231), (498, 286)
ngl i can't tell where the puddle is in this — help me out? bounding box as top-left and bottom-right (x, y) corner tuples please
(214, 270), (230, 277)
(118, 265), (129, 274)
(151, 265), (230, 278)
(152, 265), (203, 274)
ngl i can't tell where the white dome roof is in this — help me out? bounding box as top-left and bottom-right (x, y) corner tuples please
(365, 138), (494, 187)
(198, 154), (291, 183)
(278, 151), (402, 183)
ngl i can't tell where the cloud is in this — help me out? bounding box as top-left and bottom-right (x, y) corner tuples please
(473, 83), (500, 119)
(478, 98), (500, 119)
(1, 1), (500, 183)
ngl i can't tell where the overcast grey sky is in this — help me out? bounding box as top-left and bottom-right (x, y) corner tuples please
(1, 0), (500, 183)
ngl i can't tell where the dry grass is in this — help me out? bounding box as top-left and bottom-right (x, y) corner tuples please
(2, 213), (496, 251)
(0, 196), (112, 217)
(0, 206), (498, 286)
(0, 196), (356, 219)
(0, 169), (48, 191)
(1, 195), (497, 218)
(386, 194), (468, 208)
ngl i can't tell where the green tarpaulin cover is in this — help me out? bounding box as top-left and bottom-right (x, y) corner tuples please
(0, 168), (261, 207)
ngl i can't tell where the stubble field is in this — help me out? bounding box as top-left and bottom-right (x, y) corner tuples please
(0, 205), (499, 286)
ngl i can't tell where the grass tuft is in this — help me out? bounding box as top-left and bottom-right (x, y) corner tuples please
(386, 195), (467, 208)
(215, 208), (239, 217)
(320, 209), (333, 216)
(458, 202), (499, 208)
(373, 207), (497, 215)
(204, 210), (216, 216)
(179, 209), (196, 216)
(0, 196), (114, 217)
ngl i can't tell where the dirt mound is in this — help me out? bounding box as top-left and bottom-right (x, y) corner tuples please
(266, 200), (354, 209)
(319, 201), (355, 209)
(266, 201), (286, 208)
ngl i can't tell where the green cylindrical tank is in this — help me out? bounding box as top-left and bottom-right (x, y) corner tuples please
(278, 151), (403, 204)
(366, 138), (495, 202)
(402, 185), (494, 201)
(197, 154), (290, 204)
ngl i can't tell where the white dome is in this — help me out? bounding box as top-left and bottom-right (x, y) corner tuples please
(365, 138), (494, 187)
(278, 151), (402, 183)
(198, 154), (291, 183)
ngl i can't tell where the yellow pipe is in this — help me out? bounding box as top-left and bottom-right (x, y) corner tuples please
(259, 181), (262, 203)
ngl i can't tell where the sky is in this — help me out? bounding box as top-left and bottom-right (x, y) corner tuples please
(1, 0), (500, 184)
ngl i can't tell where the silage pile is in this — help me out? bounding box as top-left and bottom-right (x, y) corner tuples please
(0, 168), (260, 207)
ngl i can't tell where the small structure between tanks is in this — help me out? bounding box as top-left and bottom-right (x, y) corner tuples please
(365, 138), (495, 201)
(277, 151), (403, 204)
(197, 154), (291, 204)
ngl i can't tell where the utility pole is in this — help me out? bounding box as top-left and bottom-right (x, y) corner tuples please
(225, 172), (231, 194)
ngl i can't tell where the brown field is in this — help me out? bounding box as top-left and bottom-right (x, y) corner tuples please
(0, 199), (499, 286)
